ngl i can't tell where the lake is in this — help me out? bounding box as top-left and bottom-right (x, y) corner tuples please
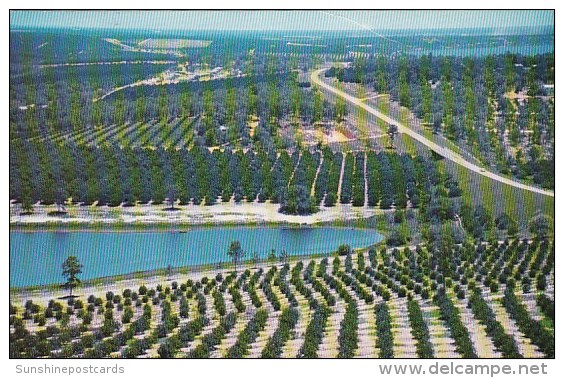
(10, 227), (383, 287)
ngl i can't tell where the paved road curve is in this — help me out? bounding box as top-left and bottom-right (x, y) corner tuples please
(311, 68), (554, 198)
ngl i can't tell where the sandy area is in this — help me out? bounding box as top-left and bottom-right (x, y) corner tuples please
(296, 124), (354, 146)
(10, 200), (386, 226)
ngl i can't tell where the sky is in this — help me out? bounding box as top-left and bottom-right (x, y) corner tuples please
(10, 10), (554, 32)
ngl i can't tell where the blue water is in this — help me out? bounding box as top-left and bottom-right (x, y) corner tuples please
(10, 227), (382, 287)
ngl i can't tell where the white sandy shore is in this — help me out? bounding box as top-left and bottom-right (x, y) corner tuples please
(10, 200), (386, 226)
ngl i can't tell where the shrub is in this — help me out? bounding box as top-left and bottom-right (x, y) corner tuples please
(196, 293), (206, 316)
(260, 278), (280, 312)
(433, 291), (477, 358)
(398, 287), (407, 298)
(122, 307), (134, 324)
(375, 303), (394, 358)
(338, 244), (352, 256)
(386, 229), (406, 247)
(324, 192), (337, 207)
(337, 302), (359, 358)
(139, 285), (147, 295)
(536, 294), (555, 322)
(158, 335), (181, 358)
(188, 312), (237, 358)
(502, 288), (554, 358)
(213, 290), (226, 317)
(345, 254), (353, 273)
(506, 278), (516, 289)
(229, 286), (246, 313)
(297, 306), (330, 358)
(34, 314), (46, 326)
(227, 309), (269, 358)
(357, 252), (366, 271)
(536, 274), (547, 291)
(468, 290), (522, 358)
(407, 299), (433, 358)
(421, 289), (430, 300)
(177, 317), (207, 346)
(179, 297), (190, 318)
(261, 307), (300, 358)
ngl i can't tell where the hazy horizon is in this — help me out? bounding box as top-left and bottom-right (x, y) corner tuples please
(10, 10), (554, 32)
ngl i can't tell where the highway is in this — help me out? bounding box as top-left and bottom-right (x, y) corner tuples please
(311, 68), (554, 198)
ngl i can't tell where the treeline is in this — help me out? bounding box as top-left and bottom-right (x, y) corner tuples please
(11, 140), (461, 216)
(313, 149), (342, 207)
(10, 139), (291, 210)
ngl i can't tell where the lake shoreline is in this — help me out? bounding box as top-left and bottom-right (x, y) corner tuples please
(10, 226), (385, 289)
(9, 200), (389, 228)
(9, 242), (384, 298)
(9, 222), (317, 232)
(9, 216), (387, 232)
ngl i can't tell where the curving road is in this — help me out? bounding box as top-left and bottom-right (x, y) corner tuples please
(311, 68), (554, 198)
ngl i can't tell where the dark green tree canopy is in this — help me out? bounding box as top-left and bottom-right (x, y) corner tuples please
(62, 256), (83, 296)
(228, 240), (245, 271)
